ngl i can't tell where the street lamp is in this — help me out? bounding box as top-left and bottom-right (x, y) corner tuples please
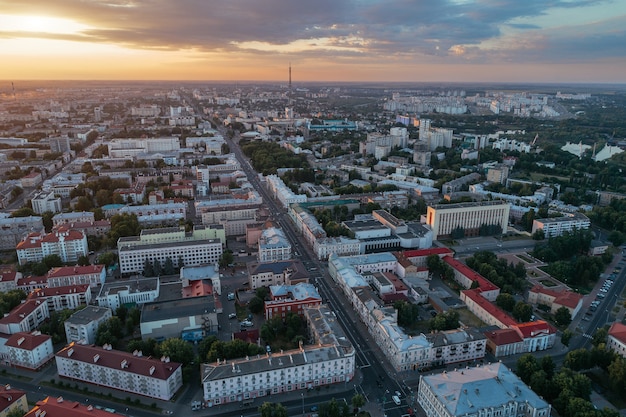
(301, 392), (304, 415)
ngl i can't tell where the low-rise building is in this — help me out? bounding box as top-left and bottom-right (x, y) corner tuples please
(64, 306), (112, 345)
(140, 296), (219, 341)
(265, 284), (322, 319)
(247, 260), (309, 290)
(52, 212), (94, 226)
(56, 343), (183, 400)
(528, 285), (583, 318)
(96, 278), (160, 310)
(258, 227), (292, 262)
(0, 385), (27, 417)
(25, 397), (124, 417)
(202, 303), (355, 407)
(5, 331), (54, 370)
(0, 267), (21, 292)
(417, 363), (551, 417)
(608, 322), (626, 358)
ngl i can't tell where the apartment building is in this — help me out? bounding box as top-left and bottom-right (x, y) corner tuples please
(0, 299), (49, 334)
(531, 212), (591, 238)
(16, 229), (88, 265)
(96, 278), (159, 311)
(56, 343), (183, 400)
(31, 191), (62, 214)
(201, 305), (355, 407)
(27, 284), (91, 312)
(46, 265), (106, 288)
(52, 211), (94, 226)
(608, 323), (626, 358)
(64, 306), (113, 345)
(5, 331), (54, 370)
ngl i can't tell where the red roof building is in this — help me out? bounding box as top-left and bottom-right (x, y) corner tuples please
(0, 299), (49, 335)
(46, 265), (106, 288)
(608, 322), (626, 358)
(528, 285), (583, 318)
(0, 385), (28, 416)
(25, 397), (125, 417)
(27, 284), (91, 312)
(55, 343), (183, 400)
(5, 331), (54, 369)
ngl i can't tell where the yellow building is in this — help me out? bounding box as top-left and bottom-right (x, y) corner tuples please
(0, 385), (27, 417)
(426, 200), (510, 240)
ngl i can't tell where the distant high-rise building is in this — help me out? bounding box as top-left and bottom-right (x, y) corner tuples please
(94, 107), (102, 122)
(49, 136), (71, 154)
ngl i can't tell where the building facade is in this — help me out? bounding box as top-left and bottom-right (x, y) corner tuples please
(16, 230), (88, 265)
(417, 363), (551, 417)
(425, 201), (510, 240)
(64, 306), (113, 345)
(56, 343), (183, 400)
(5, 331), (54, 370)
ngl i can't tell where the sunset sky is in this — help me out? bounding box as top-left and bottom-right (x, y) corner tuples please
(1, 0), (625, 83)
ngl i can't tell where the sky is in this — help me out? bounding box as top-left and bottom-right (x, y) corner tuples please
(0, 0), (625, 83)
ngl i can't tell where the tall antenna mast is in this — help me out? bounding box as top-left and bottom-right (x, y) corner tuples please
(288, 62), (292, 91)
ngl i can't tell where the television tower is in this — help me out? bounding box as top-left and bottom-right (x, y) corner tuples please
(288, 63), (292, 91)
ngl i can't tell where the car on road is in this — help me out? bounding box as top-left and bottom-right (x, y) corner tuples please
(240, 320), (253, 327)
(227, 292), (235, 300)
(228, 313), (237, 319)
(310, 406), (318, 412)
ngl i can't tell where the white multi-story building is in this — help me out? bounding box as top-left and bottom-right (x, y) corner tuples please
(0, 299), (49, 334)
(258, 227), (292, 262)
(266, 174), (307, 208)
(201, 305), (355, 407)
(417, 363), (551, 417)
(64, 306), (112, 345)
(107, 137), (180, 158)
(425, 200), (510, 241)
(5, 331), (54, 370)
(46, 265), (106, 288)
(117, 226), (224, 274)
(28, 284), (91, 312)
(531, 212), (591, 238)
(118, 239), (222, 274)
(16, 229), (88, 265)
(56, 343), (183, 400)
(313, 236), (361, 260)
(31, 191), (62, 214)
(0, 267), (21, 292)
(96, 278), (160, 310)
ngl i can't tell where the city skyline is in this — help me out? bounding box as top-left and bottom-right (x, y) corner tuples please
(0, 0), (625, 83)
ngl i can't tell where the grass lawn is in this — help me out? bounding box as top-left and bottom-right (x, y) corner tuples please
(517, 254), (535, 263)
(457, 308), (487, 327)
(539, 279), (558, 287)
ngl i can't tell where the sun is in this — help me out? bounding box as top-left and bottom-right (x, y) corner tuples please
(0, 14), (88, 34)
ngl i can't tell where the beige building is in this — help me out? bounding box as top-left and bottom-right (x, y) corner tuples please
(425, 200), (510, 240)
(0, 385), (27, 417)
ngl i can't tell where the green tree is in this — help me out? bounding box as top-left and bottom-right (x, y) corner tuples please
(42, 211), (54, 233)
(495, 293), (516, 312)
(593, 327), (608, 347)
(258, 402), (287, 417)
(42, 254), (64, 268)
(249, 296), (264, 314)
(10, 206), (36, 217)
(219, 250), (234, 268)
(512, 301), (533, 322)
(163, 257), (175, 275)
(6, 407), (26, 417)
(157, 338), (194, 365)
(97, 251), (117, 266)
(554, 306), (572, 326)
(0, 289), (28, 316)
(351, 394), (366, 412)
(561, 329), (573, 347)
(516, 354), (540, 384)
(77, 255), (90, 266)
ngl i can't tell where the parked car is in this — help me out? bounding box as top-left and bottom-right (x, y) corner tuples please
(240, 320), (253, 327)
(227, 292), (235, 301)
(228, 313), (237, 319)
